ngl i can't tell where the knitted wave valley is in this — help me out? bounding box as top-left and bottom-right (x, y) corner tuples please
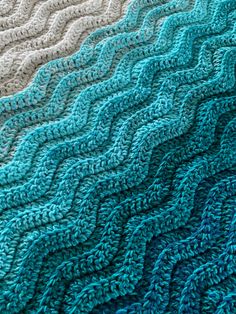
(0, 0), (235, 313)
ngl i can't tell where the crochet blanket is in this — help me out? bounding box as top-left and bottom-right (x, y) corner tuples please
(0, 0), (235, 313)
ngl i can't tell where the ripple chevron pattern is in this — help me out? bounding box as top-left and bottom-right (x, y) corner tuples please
(0, 0), (236, 313)
(0, 0), (130, 96)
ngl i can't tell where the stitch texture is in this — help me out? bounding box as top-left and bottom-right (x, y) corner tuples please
(0, 0), (130, 96)
(0, 0), (235, 313)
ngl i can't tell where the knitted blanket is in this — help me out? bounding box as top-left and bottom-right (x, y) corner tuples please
(0, 0), (235, 313)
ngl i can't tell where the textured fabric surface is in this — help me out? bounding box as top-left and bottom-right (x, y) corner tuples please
(0, 0), (236, 313)
(0, 0), (129, 96)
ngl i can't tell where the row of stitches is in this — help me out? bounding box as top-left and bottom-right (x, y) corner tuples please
(0, 0), (216, 191)
(0, 0), (232, 286)
(0, 29), (235, 314)
(0, 0), (131, 96)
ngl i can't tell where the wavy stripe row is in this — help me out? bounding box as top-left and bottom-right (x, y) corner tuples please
(0, 0), (235, 313)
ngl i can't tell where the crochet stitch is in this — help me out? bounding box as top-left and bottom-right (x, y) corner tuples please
(0, 0), (130, 96)
(0, 0), (235, 313)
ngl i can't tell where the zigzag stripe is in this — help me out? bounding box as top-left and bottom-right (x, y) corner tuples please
(0, 0), (235, 312)
(62, 146), (236, 313)
(0, 0), (132, 96)
(0, 1), (233, 200)
(1, 60), (235, 311)
(0, 33), (235, 279)
(179, 203), (236, 313)
(4, 102), (236, 312)
(0, 0), (156, 98)
(36, 109), (236, 312)
(0, 0), (202, 169)
(134, 178), (236, 313)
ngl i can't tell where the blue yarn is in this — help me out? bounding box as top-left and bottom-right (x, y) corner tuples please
(0, 0), (236, 313)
